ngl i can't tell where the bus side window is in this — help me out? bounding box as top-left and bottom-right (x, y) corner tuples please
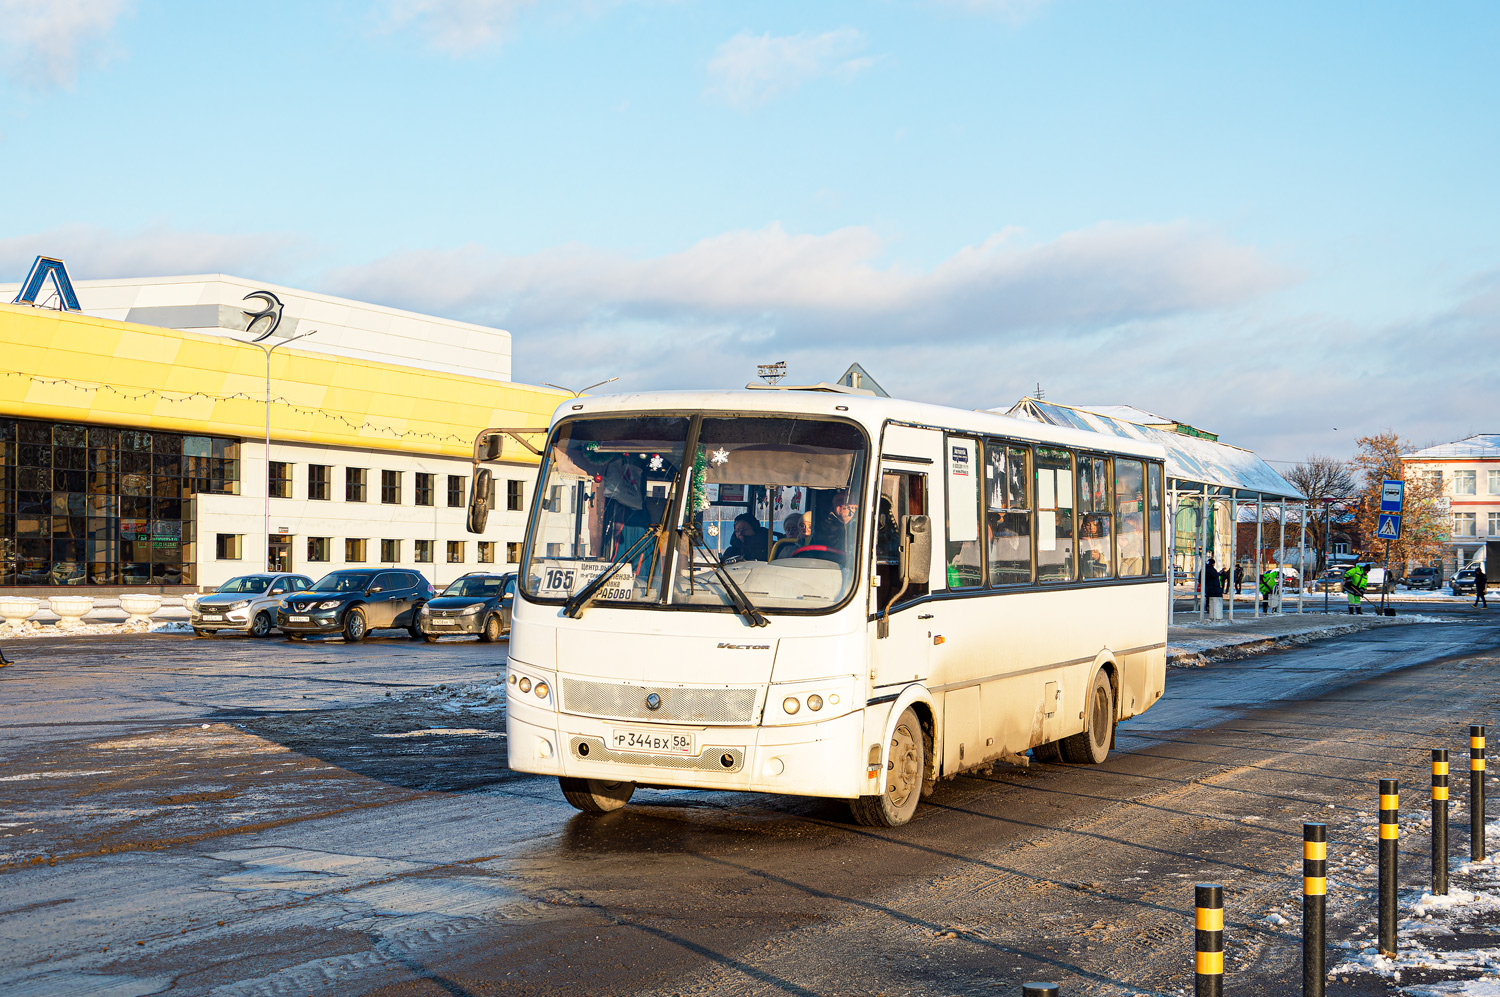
(1078, 455), (1114, 580)
(874, 470), (928, 609)
(1115, 458), (1146, 577)
(986, 442), (1033, 585)
(1147, 462), (1164, 575)
(1035, 447), (1075, 583)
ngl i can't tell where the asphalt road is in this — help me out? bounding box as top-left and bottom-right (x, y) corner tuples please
(3, 612), (1500, 997)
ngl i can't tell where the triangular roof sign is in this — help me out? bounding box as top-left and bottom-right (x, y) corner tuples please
(838, 363), (889, 397)
(13, 256), (81, 311)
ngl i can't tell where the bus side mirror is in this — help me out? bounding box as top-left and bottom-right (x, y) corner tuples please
(900, 515), (931, 587)
(467, 468), (494, 535)
(480, 433), (504, 461)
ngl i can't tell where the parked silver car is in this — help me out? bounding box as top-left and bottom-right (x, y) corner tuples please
(191, 573), (315, 637)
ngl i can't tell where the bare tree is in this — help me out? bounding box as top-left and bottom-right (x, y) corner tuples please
(1286, 455), (1355, 572)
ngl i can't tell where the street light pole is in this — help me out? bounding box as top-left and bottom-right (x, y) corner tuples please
(237, 329), (316, 571)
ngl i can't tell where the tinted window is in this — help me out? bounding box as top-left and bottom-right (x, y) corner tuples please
(442, 576), (505, 597)
(218, 575), (271, 594)
(372, 572), (398, 591)
(311, 572), (373, 592)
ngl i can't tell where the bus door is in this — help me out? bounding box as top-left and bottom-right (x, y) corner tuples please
(869, 426), (945, 693)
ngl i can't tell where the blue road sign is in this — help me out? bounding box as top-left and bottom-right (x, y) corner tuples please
(1377, 513), (1402, 540)
(1380, 479), (1405, 514)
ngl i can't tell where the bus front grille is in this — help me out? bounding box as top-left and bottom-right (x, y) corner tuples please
(559, 679), (759, 725)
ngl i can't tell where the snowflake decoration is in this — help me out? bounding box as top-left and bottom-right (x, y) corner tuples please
(710, 448), (730, 466)
(706, 523), (719, 537)
(649, 454), (663, 471)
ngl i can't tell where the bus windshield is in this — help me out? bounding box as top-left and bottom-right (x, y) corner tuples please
(521, 414), (868, 613)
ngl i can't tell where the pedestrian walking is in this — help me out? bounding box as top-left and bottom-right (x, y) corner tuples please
(1343, 562), (1368, 615)
(1475, 564), (1488, 609)
(1205, 556), (1224, 619)
(1233, 563), (1244, 596)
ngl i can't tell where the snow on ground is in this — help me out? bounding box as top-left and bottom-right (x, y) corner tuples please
(391, 677), (508, 713)
(1332, 819), (1500, 993)
(0, 619), (195, 639)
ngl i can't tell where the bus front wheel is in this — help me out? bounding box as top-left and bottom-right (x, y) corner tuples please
(559, 777), (635, 814)
(850, 706), (926, 827)
(1059, 670), (1115, 765)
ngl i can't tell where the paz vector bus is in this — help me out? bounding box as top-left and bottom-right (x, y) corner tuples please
(467, 386), (1168, 827)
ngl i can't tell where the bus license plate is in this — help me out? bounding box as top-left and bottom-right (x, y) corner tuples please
(610, 728), (696, 755)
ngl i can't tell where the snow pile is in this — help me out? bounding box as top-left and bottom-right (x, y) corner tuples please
(0, 619), (196, 639)
(394, 678), (508, 714)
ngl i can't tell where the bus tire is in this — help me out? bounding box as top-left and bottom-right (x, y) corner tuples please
(850, 706), (925, 827)
(558, 777), (635, 813)
(1059, 669), (1114, 765)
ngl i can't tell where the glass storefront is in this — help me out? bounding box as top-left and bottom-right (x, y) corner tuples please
(0, 417), (240, 587)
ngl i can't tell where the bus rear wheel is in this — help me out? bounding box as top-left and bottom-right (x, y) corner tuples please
(850, 706), (925, 827)
(1059, 670), (1115, 765)
(559, 777), (635, 814)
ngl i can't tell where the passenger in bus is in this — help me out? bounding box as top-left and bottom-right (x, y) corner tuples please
(772, 512), (812, 560)
(724, 513), (770, 562)
(813, 489), (859, 554)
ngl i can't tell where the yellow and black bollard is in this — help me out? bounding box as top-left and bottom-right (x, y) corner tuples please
(1303, 823), (1326, 997)
(1022, 984), (1059, 996)
(1379, 779), (1399, 956)
(1473, 724), (1487, 862)
(1195, 883), (1224, 997)
(1433, 748), (1449, 895)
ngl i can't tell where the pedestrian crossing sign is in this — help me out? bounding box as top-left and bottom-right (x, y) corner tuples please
(1377, 513), (1402, 540)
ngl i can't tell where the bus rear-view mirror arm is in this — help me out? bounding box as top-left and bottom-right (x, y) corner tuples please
(465, 426), (545, 535)
(878, 514), (930, 639)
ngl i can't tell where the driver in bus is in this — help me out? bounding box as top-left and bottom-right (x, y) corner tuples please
(813, 488), (859, 555)
(724, 513), (770, 562)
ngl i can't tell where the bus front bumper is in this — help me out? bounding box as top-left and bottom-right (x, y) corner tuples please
(507, 698), (869, 800)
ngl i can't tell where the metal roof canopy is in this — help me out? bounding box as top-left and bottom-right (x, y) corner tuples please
(1002, 398), (1306, 502)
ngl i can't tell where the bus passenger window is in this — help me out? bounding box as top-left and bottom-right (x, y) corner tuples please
(944, 438), (982, 589)
(1115, 459), (1146, 577)
(1148, 462), (1164, 575)
(1078, 456), (1113, 580)
(986, 443), (1032, 585)
(874, 470), (928, 608)
(1035, 448), (1074, 583)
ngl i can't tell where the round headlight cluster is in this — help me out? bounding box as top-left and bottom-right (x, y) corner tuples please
(508, 671), (550, 701)
(782, 691), (841, 716)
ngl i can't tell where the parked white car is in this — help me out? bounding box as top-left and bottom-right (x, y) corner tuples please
(190, 573), (315, 637)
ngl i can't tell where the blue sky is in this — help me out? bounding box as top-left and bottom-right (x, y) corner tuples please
(2, 0), (1497, 463)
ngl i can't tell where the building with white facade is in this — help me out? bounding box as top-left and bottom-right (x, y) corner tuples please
(1402, 435), (1500, 573)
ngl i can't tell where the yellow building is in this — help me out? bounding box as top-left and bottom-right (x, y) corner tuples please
(0, 288), (567, 592)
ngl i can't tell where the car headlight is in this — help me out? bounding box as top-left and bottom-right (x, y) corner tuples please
(419, 605), (431, 615)
(316, 600), (340, 610)
(229, 600), (250, 611)
(458, 604), (484, 616)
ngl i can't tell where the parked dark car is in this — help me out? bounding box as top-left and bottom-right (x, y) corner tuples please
(1407, 566), (1442, 591)
(276, 569), (435, 642)
(1451, 568), (1478, 596)
(1313, 568), (1346, 593)
(418, 572), (515, 642)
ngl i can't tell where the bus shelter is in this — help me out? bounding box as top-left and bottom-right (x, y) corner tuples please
(1004, 400), (1308, 623)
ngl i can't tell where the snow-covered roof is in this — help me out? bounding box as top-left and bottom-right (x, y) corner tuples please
(1072, 404), (1177, 426)
(1404, 435), (1500, 460)
(1002, 398), (1306, 501)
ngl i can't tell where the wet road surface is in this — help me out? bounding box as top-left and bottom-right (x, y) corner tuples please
(3, 613), (1499, 996)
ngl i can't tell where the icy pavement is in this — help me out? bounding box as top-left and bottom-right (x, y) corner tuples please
(1168, 612), (1465, 665)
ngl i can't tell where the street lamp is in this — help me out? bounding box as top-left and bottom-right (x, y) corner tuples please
(233, 292), (316, 572)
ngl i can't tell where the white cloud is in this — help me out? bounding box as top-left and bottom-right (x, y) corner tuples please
(385, 0), (539, 55)
(0, 224), (311, 283)
(706, 28), (875, 108)
(0, 0), (131, 90)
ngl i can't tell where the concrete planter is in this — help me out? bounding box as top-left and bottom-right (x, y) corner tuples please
(0, 596), (41, 631)
(48, 596), (94, 630)
(119, 594), (163, 626)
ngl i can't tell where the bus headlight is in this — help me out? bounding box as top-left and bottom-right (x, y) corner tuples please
(806, 694), (823, 712)
(764, 677), (857, 725)
(519, 677), (532, 694)
(783, 697), (800, 715)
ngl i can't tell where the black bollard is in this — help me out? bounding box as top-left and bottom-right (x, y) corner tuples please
(1379, 779), (1399, 956)
(1473, 725), (1487, 862)
(1022, 985), (1059, 997)
(1196, 883), (1224, 997)
(1303, 823), (1326, 997)
(1434, 748), (1449, 895)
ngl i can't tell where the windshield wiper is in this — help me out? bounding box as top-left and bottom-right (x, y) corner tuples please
(684, 527), (769, 628)
(563, 528), (661, 619)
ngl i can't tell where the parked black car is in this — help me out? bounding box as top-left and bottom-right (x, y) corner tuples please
(418, 572), (515, 642)
(1451, 568), (1478, 596)
(1407, 566), (1442, 590)
(277, 569), (435, 642)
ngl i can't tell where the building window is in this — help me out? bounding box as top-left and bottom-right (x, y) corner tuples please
(1420, 469), (1443, 493)
(415, 472), (435, 507)
(507, 542), (523, 564)
(1454, 512), (1477, 537)
(447, 541), (465, 563)
(1455, 470), (1477, 496)
(507, 480), (524, 512)
(380, 539), (401, 562)
(216, 534), (242, 560)
(269, 461), (292, 499)
(381, 469), (402, 505)
(346, 538), (367, 562)
(447, 475), (465, 508)
(1489, 513), (1500, 537)
(346, 468), (367, 502)
(308, 464), (331, 501)
(415, 539), (433, 563)
(477, 541), (495, 563)
(1489, 470), (1500, 495)
(307, 536), (331, 562)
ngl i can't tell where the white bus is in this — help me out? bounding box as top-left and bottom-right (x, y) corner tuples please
(498, 388), (1168, 826)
